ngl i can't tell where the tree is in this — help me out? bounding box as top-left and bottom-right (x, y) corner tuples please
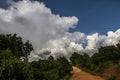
(57, 57), (72, 79)
(92, 45), (120, 64)
(31, 57), (60, 80)
(31, 56), (72, 80)
(0, 50), (34, 80)
(0, 34), (33, 58)
(70, 52), (83, 67)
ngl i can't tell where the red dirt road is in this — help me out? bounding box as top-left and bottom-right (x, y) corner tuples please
(70, 66), (105, 80)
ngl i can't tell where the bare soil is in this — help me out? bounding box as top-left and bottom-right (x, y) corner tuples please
(70, 66), (105, 80)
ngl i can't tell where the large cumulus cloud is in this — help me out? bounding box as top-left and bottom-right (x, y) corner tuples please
(0, 0), (120, 61)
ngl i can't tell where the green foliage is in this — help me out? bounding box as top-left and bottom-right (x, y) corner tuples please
(70, 52), (83, 67)
(57, 57), (72, 79)
(0, 34), (33, 58)
(31, 58), (58, 80)
(0, 50), (34, 80)
(70, 52), (96, 73)
(31, 56), (72, 80)
(92, 45), (120, 65)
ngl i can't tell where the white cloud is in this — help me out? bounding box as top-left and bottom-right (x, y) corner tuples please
(0, 0), (120, 61)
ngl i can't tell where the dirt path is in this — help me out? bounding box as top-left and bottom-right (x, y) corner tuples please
(70, 66), (105, 80)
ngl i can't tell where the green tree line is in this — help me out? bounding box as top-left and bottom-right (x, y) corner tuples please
(0, 34), (72, 80)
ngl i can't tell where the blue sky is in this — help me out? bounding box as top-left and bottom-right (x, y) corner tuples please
(0, 0), (120, 34)
(39, 0), (120, 34)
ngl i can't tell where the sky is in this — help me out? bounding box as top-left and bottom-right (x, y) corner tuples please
(39, 0), (120, 34)
(0, 0), (120, 34)
(0, 0), (120, 61)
